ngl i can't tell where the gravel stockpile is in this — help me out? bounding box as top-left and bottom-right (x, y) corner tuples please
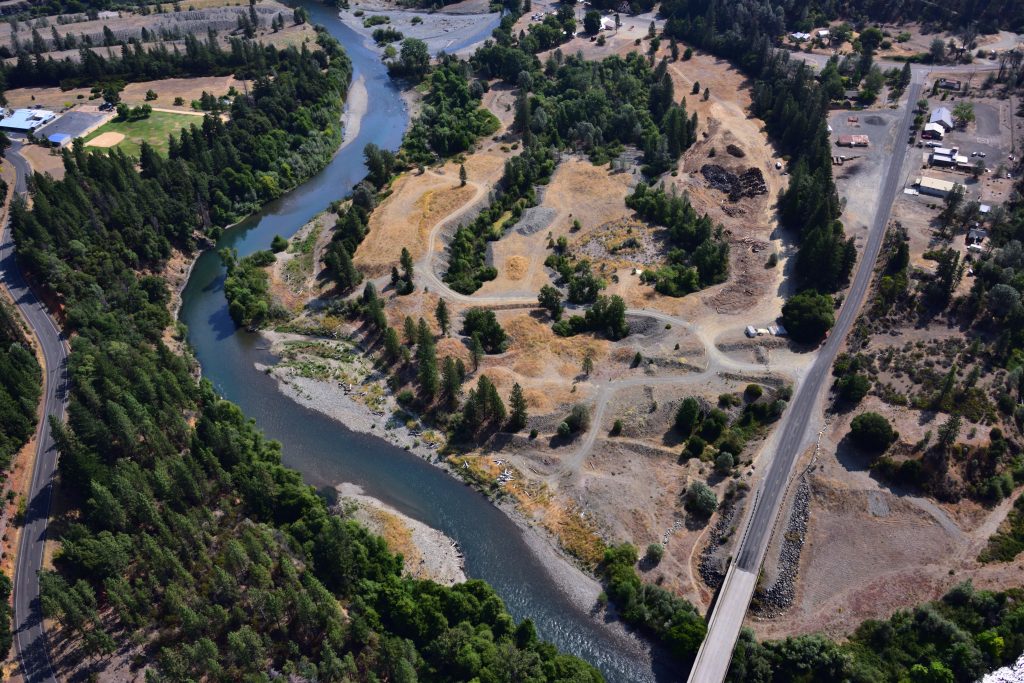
(514, 206), (558, 235)
(698, 501), (741, 590)
(754, 476), (810, 616)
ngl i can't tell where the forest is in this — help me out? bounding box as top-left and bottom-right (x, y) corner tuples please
(728, 582), (1024, 682)
(795, 0), (1024, 33)
(4, 28), (307, 90)
(5, 29), (600, 679)
(0, 298), (41, 471)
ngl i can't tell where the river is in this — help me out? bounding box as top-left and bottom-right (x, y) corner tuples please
(178, 3), (671, 681)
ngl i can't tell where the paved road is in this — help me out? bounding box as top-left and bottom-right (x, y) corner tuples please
(1, 145), (64, 683)
(686, 79), (924, 683)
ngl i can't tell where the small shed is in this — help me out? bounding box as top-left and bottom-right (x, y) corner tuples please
(744, 325), (757, 338)
(47, 132), (71, 147)
(922, 122), (945, 140)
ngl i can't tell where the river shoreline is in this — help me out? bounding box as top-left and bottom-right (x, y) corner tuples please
(335, 481), (467, 585)
(256, 328), (655, 668)
(176, 4), (662, 679)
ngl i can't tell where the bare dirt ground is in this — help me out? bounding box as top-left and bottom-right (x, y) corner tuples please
(263, 34), (823, 617)
(752, 406), (1024, 640)
(477, 158), (636, 298)
(84, 131), (125, 148)
(5, 74), (251, 113)
(18, 144), (66, 179)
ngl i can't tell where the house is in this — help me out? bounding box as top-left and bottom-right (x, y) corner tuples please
(816, 29), (830, 39)
(790, 32), (811, 41)
(932, 146), (958, 157)
(843, 89), (861, 102)
(0, 108), (56, 133)
(930, 107), (954, 131)
(936, 78), (962, 91)
(600, 16), (615, 30)
(979, 204), (992, 214)
(930, 152), (956, 166)
(837, 134), (869, 147)
(916, 176), (957, 198)
(967, 228), (988, 244)
(922, 122), (945, 140)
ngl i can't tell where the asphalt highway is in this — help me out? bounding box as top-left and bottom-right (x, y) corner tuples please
(1, 143), (63, 683)
(687, 80), (924, 683)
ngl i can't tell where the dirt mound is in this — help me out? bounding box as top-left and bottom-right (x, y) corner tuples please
(506, 255), (528, 280)
(864, 115), (886, 126)
(726, 143), (745, 158)
(701, 164), (768, 201)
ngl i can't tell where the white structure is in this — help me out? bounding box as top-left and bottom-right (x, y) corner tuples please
(816, 29), (830, 38)
(790, 32), (811, 41)
(922, 122), (945, 140)
(916, 176), (957, 198)
(930, 107), (954, 131)
(0, 108), (56, 132)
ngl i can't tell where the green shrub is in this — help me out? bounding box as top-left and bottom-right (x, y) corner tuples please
(850, 412), (895, 454)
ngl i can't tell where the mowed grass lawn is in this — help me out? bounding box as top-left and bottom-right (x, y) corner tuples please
(82, 110), (203, 157)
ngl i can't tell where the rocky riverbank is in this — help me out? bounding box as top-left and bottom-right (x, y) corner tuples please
(335, 482), (466, 584)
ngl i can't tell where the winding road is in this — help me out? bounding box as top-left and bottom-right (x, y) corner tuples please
(1, 142), (64, 683)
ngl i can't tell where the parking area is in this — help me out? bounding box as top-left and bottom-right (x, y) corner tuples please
(36, 109), (109, 143)
(829, 108), (901, 232)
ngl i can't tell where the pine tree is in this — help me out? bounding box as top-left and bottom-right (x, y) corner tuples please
(404, 316), (417, 346)
(508, 382), (528, 431)
(416, 321), (439, 400)
(471, 333), (484, 372)
(487, 380), (506, 424)
(400, 246), (414, 283)
(435, 298), (450, 336)
(459, 164), (467, 187)
(441, 356), (463, 409)
(582, 350), (594, 376)
(416, 317), (432, 347)
(383, 327), (402, 362)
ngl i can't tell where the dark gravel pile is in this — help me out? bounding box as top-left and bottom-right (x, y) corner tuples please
(701, 165), (768, 201)
(754, 476), (810, 616)
(698, 502), (740, 590)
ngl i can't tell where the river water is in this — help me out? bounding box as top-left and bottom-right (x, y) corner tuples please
(178, 3), (670, 681)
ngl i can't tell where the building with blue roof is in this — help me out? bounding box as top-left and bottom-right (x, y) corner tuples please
(47, 132), (71, 147)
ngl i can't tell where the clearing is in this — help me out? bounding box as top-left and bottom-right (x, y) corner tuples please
(81, 110), (203, 156)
